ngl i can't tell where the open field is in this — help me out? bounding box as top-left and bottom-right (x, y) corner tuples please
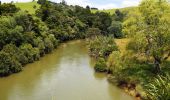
(15, 1), (40, 14)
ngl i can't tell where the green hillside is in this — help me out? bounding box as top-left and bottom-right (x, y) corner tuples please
(91, 7), (137, 15)
(15, 1), (40, 14)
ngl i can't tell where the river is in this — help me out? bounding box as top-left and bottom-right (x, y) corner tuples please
(0, 40), (133, 100)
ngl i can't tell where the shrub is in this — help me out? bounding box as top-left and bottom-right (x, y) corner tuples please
(88, 36), (118, 58)
(108, 21), (123, 38)
(94, 58), (107, 72)
(2, 44), (28, 65)
(0, 51), (22, 76)
(145, 74), (170, 100)
(44, 37), (54, 53)
(20, 43), (40, 63)
(86, 28), (101, 38)
(107, 51), (122, 74)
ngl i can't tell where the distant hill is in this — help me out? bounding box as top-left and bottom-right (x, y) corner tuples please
(91, 7), (137, 15)
(15, 1), (40, 14)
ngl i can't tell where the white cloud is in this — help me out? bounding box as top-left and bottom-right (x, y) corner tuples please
(1, 0), (32, 3)
(121, 0), (141, 8)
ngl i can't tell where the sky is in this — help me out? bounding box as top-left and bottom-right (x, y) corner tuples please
(1, 0), (141, 9)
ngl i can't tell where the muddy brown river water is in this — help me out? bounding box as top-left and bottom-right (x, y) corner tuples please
(0, 40), (133, 100)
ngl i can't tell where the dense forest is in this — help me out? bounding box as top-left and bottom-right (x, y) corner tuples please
(0, 0), (170, 99)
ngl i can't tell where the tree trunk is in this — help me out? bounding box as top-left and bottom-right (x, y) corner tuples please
(154, 59), (161, 74)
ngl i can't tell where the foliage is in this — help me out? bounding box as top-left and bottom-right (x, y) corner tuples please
(36, 2), (90, 41)
(37, 0), (47, 5)
(44, 37), (54, 53)
(94, 58), (107, 72)
(93, 12), (112, 35)
(14, 11), (34, 32)
(0, 16), (24, 49)
(114, 9), (124, 22)
(124, 0), (170, 73)
(108, 21), (123, 38)
(86, 28), (101, 38)
(20, 43), (40, 63)
(122, 10), (141, 37)
(145, 74), (170, 100)
(107, 51), (123, 74)
(88, 36), (118, 59)
(2, 44), (28, 65)
(0, 51), (22, 76)
(0, 3), (20, 15)
(0, 7), (58, 76)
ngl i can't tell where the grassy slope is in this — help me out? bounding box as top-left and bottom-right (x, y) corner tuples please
(91, 7), (137, 15)
(15, 1), (40, 14)
(91, 9), (116, 15)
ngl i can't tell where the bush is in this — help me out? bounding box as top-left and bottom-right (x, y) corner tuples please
(44, 37), (54, 53)
(108, 21), (123, 38)
(48, 34), (59, 48)
(88, 36), (118, 58)
(0, 16), (24, 48)
(10, 58), (22, 73)
(86, 28), (101, 38)
(0, 52), (12, 76)
(94, 58), (107, 72)
(20, 43), (40, 63)
(107, 51), (123, 74)
(0, 51), (22, 76)
(2, 44), (28, 65)
(33, 37), (46, 56)
(0, 3), (20, 15)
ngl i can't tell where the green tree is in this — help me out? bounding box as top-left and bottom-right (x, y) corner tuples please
(126, 0), (170, 73)
(122, 10), (141, 37)
(108, 21), (123, 38)
(14, 12), (34, 32)
(20, 43), (40, 63)
(33, 5), (37, 9)
(0, 51), (22, 76)
(93, 12), (112, 35)
(0, 3), (20, 15)
(33, 37), (46, 56)
(37, 0), (47, 5)
(44, 37), (54, 53)
(61, 0), (67, 5)
(0, 16), (24, 48)
(88, 36), (118, 58)
(2, 44), (28, 65)
(0, 52), (12, 76)
(114, 9), (124, 22)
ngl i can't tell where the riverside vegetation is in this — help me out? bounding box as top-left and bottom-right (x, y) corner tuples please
(0, 0), (170, 99)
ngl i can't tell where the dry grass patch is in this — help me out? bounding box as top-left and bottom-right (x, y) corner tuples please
(115, 38), (130, 54)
